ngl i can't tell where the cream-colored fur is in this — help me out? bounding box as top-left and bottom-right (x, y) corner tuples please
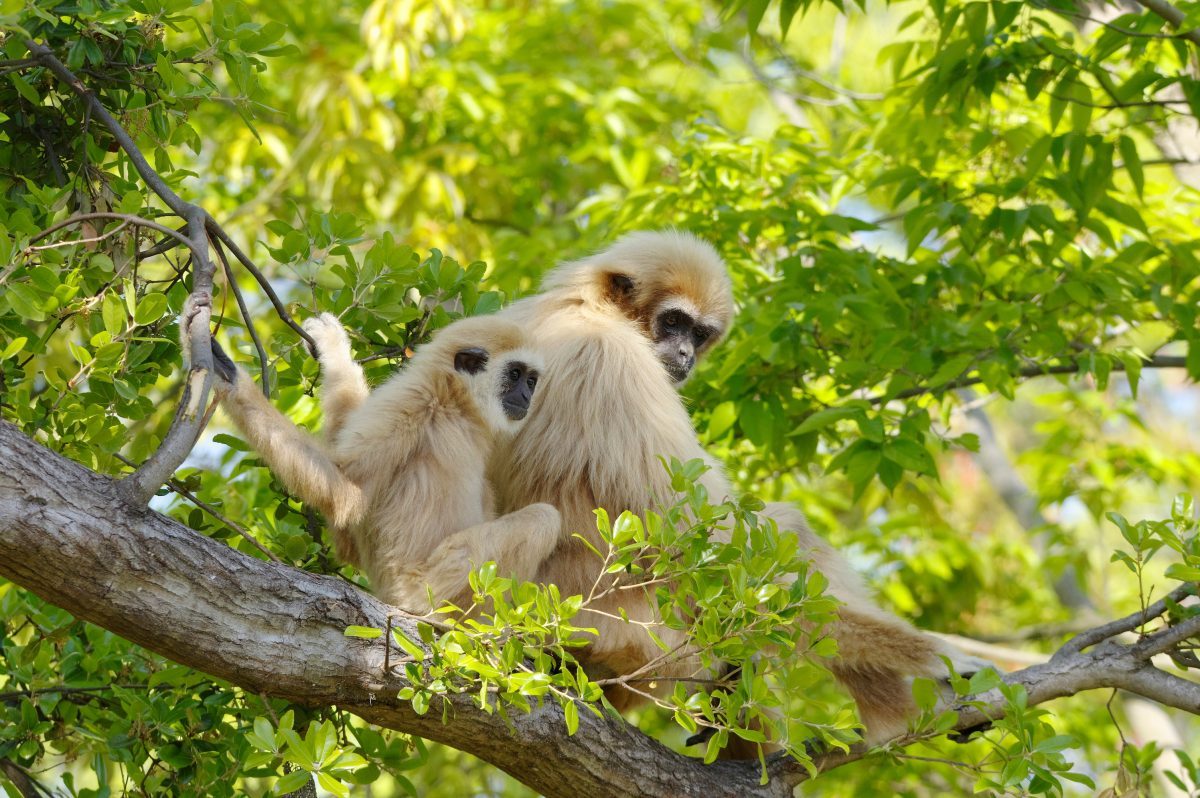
(480, 230), (984, 745)
(197, 312), (562, 612)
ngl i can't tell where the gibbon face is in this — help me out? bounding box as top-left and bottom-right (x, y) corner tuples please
(595, 232), (734, 385)
(454, 346), (542, 427)
(439, 317), (545, 435)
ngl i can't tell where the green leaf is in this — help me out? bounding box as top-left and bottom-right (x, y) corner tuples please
(0, 336), (26, 360)
(708, 400), (737, 439)
(391, 628), (426, 660)
(133, 293), (169, 326)
(343, 625), (382, 639)
(1118, 135), (1144, 199)
(316, 772), (349, 798)
(9, 74), (39, 104)
(274, 770), (311, 794)
(563, 700), (579, 735)
(102, 294), (126, 338)
(795, 405), (863, 435)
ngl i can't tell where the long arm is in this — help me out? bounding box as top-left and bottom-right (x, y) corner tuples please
(205, 339), (366, 561)
(302, 313), (369, 444)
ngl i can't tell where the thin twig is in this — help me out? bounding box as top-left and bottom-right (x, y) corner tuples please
(28, 212), (191, 249)
(165, 477), (282, 563)
(213, 236), (271, 399)
(111, 451), (280, 562)
(26, 219), (130, 251)
(207, 224), (316, 350)
(871, 353), (1188, 405)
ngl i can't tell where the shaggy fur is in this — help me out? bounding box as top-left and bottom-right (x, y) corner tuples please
(486, 230), (982, 744)
(199, 313), (562, 612)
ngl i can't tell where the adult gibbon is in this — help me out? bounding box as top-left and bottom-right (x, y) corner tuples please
(186, 308), (561, 612)
(485, 230), (984, 745)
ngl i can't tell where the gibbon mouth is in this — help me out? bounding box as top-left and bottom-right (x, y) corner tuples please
(663, 360), (692, 384)
(502, 402), (529, 421)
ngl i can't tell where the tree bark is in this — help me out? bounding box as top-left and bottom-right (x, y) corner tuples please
(0, 420), (1196, 797)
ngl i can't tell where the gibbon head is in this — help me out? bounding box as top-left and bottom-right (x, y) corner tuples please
(428, 316), (545, 435)
(543, 230), (734, 385)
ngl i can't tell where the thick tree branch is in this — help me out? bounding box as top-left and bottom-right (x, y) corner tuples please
(0, 421), (772, 798)
(1, 421), (1198, 796)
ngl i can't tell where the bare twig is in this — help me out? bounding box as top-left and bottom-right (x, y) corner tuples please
(214, 236), (272, 399)
(28, 211), (191, 249)
(165, 477), (282, 563)
(207, 224), (316, 350)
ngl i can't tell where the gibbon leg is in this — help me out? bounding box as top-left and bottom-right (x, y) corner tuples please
(761, 503), (985, 743)
(380, 503), (562, 612)
(302, 313), (369, 443)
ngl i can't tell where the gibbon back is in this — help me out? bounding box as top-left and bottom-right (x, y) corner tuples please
(197, 312), (561, 613)
(488, 230), (984, 746)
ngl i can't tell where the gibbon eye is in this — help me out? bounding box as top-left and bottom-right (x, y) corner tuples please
(663, 311), (682, 329)
(526, 375), (538, 390)
(507, 367), (522, 383)
(693, 328), (710, 346)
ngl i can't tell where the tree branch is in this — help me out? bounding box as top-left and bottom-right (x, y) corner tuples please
(871, 353), (1188, 405)
(206, 222), (316, 349)
(23, 39), (218, 505)
(1057, 582), (1197, 657)
(214, 235), (273, 399)
(1133, 0), (1200, 49)
(2, 421), (1198, 797)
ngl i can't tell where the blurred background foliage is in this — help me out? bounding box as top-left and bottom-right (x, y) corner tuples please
(1, 0), (1199, 794)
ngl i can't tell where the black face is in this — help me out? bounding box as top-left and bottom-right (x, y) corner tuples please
(499, 360), (540, 421)
(654, 307), (716, 384)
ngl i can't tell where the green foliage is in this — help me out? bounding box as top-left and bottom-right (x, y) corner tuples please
(2, 0), (1199, 794)
(378, 461), (846, 772)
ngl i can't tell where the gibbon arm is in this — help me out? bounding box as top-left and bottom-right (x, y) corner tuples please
(302, 313), (369, 443)
(211, 345), (365, 535)
(379, 503), (562, 612)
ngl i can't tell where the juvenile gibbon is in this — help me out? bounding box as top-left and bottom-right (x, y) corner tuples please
(481, 230), (983, 745)
(188, 309), (561, 612)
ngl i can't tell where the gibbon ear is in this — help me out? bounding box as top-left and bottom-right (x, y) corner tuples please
(454, 347), (490, 375)
(608, 273), (635, 303)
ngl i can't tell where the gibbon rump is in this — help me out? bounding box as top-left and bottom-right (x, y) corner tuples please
(194, 310), (561, 613)
(488, 230), (983, 744)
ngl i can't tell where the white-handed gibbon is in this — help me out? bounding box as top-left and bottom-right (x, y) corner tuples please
(186, 308), (562, 612)
(482, 230), (984, 745)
